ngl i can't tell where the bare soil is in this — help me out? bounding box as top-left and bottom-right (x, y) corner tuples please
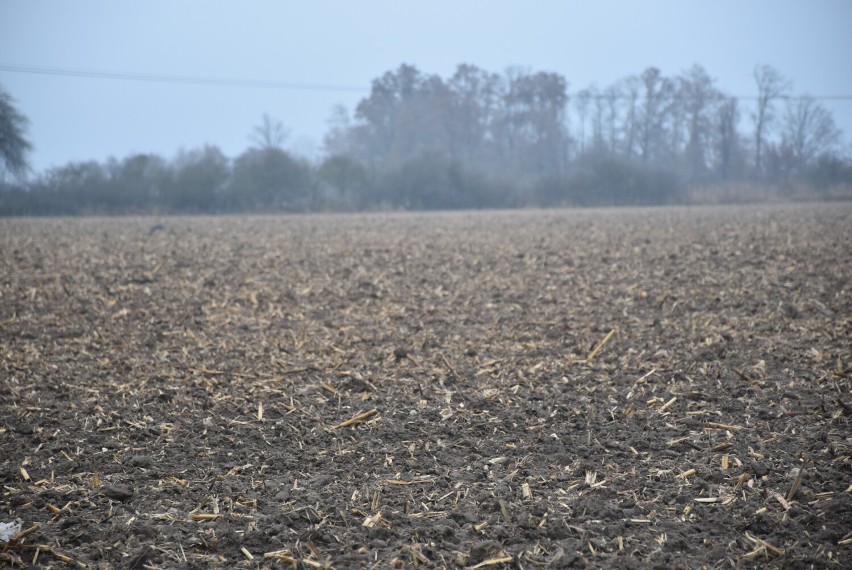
(1, 204), (850, 569)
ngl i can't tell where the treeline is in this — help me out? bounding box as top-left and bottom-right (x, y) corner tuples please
(2, 63), (851, 215)
(1, 146), (314, 215)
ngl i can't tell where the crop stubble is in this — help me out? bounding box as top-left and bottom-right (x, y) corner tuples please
(1, 204), (850, 568)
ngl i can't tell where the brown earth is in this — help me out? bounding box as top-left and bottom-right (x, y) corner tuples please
(1, 204), (850, 569)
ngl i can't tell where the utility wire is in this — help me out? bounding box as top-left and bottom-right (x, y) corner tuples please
(0, 63), (370, 93)
(2, 62), (852, 101)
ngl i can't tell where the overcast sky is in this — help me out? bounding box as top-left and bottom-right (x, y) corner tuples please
(2, 0), (851, 173)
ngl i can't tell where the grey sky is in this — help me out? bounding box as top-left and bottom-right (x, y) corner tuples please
(2, 0), (851, 173)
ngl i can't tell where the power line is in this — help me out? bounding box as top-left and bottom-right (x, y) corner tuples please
(2, 62), (852, 102)
(0, 63), (370, 93)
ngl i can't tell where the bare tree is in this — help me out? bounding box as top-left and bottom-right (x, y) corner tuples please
(637, 67), (674, 164)
(668, 87), (686, 161)
(590, 86), (606, 151)
(322, 104), (353, 157)
(752, 65), (790, 173)
(782, 95), (841, 167)
(352, 64), (455, 169)
(497, 69), (569, 176)
(447, 64), (502, 165)
(714, 96), (741, 180)
(251, 113), (290, 150)
(679, 64), (721, 179)
(619, 76), (641, 160)
(574, 88), (592, 153)
(602, 84), (621, 155)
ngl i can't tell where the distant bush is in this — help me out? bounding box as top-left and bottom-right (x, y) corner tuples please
(166, 146), (230, 213)
(804, 153), (852, 193)
(374, 154), (511, 210)
(537, 158), (684, 207)
(228, 148), (313, 211)
(317, 154), (371, 209)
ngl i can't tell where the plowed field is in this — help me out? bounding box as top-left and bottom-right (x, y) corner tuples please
(2, 204), (850, 568)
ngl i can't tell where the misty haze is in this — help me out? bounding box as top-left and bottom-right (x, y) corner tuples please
(1, 61), (851, 214)
(1, 2), (850, 569)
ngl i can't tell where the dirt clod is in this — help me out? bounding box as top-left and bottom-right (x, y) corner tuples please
(100, 486), (133, 502)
